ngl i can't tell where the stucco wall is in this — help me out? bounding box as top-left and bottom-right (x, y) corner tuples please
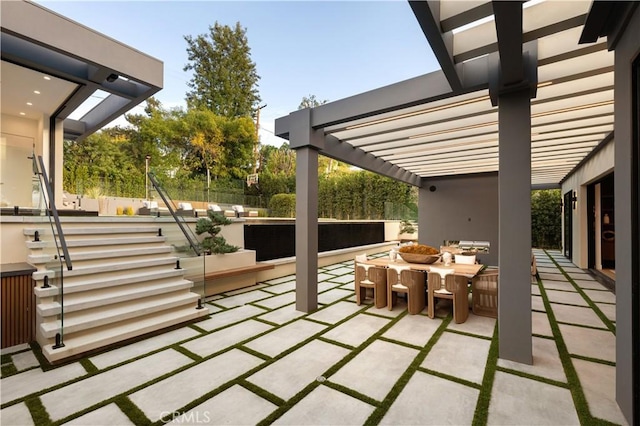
(418, 173), (499, 266)
(561, 139), (614, 268)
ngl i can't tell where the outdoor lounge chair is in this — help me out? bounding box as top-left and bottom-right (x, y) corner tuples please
(176, 202), (194, 217)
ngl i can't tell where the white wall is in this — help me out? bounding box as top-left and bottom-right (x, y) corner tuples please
(561, 139), (614, 268)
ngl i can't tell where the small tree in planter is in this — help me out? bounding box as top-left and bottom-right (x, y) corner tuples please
(195, 211), (239, 254)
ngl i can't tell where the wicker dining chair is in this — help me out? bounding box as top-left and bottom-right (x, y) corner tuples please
(427, 268), (469, 323)
(387, 265), (426, 314)
(354, 257), (388, 308)
(471, 268), (498, 318)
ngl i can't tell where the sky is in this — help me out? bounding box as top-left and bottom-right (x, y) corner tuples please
(38, 1), (440, 146)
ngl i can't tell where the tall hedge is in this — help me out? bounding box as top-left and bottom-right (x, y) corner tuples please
(269, 193), (296, 218)
(531, 189), (562, 249)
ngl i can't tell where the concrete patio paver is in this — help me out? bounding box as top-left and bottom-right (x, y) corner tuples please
(573, 359), (629, 425)
(244, 319), (327, 358)
(532, 311), (553, 337)
(540, 280), (575, 291)
(247, 339), (350, 400)
(574, 279), (608, 290)
(0, 402), (33, 426)
(382, 313), (441, 347)
(583, 289), (616, 304)
(263, 281), (296, 294)
(129, 349), (263, 422)
(488, 371), (580, 425)
(447, 313), (496, 338)
(254, 292), (296, 309)
(273, 384), (375, 425)
(11, 351), (39, 371)
(181, 320), (273, 357)
(422, 331), (491, 385)
(195, 304), (267, 332)
(318, 288), (352, 304)
(322, 313), (390, 347)
(330, 339), (418, 402)
(90, 327), (200, 369)
(531, 295), (546, 312)
(212, 290), (274, 308)
(497, 336), (567, 383)
(596, 302), (616, 322)
(169, 384), (277, 425)
(258, 303), (306, 325)
(559, 324), (615, 362)
(41, 349), (192, 421)
(552, 304), (607, 328)
(64, 403), (133, 426)
(264, 275), (295, 285)
(380, 371), (479, 425)
(306, 301), (363, 324)
(545, 289), (589, 306)
(1, 361), (87, 404)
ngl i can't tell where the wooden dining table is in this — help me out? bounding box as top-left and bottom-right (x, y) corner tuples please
(362, 258), (485, 278)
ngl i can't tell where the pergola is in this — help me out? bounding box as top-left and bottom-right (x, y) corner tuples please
(275, 0), (619, 364)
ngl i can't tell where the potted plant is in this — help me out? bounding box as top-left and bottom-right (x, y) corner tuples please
(398, 219), (418, 241)
(195, 211), (239, 254)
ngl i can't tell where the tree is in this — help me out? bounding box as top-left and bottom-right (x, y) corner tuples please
(298, 94), (328, 110)
(184, 22), (261, 117)
(531, 189), (562, 249)
(195, 211), (239, 254)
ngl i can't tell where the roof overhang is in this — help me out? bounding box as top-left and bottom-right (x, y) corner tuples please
(1, 0), (163, 140)
(276, 0), (615, 188)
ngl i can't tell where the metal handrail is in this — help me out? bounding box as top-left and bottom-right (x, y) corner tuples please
(148, 172), (201, 256)
(34, 155), (72, 271)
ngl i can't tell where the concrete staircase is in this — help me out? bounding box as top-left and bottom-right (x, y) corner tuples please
(24, 223), (208, 363)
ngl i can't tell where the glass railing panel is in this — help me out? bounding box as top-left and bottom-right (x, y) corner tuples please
(32, 155), (70, 348)
(147, 172), (207, 308)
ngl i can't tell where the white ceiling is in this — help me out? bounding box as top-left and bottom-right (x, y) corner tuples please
(0, 61), (78, 122)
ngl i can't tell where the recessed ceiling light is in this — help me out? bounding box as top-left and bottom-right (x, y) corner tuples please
(26, 102), (33, 106)
(34, 90), (41, 95)
(43, 76), (51, 81)
(20, 112), (26, 116)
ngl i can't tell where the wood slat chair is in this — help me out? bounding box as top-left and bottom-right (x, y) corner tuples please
(471, 268), (498, 318)
(387, 264), (426, 314)
(428, 267), (470, 323)
(354, 256), (387, 308)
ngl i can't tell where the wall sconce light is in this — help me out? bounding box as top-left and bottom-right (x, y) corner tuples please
(572, 191), (578, 210)
(559, 200), (564, 211)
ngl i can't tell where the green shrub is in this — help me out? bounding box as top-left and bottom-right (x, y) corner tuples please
(269, 193), (296, 218)
(195, 211), (239, 254)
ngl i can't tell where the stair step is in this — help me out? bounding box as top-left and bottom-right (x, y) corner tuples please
(56, 226), (161, 235)
(38, 279), (195, 316)
(65, 246), (173, 261)
(40, 292), (201, 338)
(33, 257), (180, 280)
(64, 236), (167, 247)
(41, 305), (209, 363)
(34, 268), (188, 297)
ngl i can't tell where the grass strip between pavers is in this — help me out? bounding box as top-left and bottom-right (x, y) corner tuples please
(544, 250), (616, 334)
(79, 358), (99, 374)
(471, 321), (499, 426)
(537, 251), (603, 425)
(25, 396), (51, 425)
(115, 395), (152, 426)
(364, 315), (453, 425)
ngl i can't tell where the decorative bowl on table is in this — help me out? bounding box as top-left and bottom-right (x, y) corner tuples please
(397, 244), (441, 264)
(398, 252), (441, 264)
